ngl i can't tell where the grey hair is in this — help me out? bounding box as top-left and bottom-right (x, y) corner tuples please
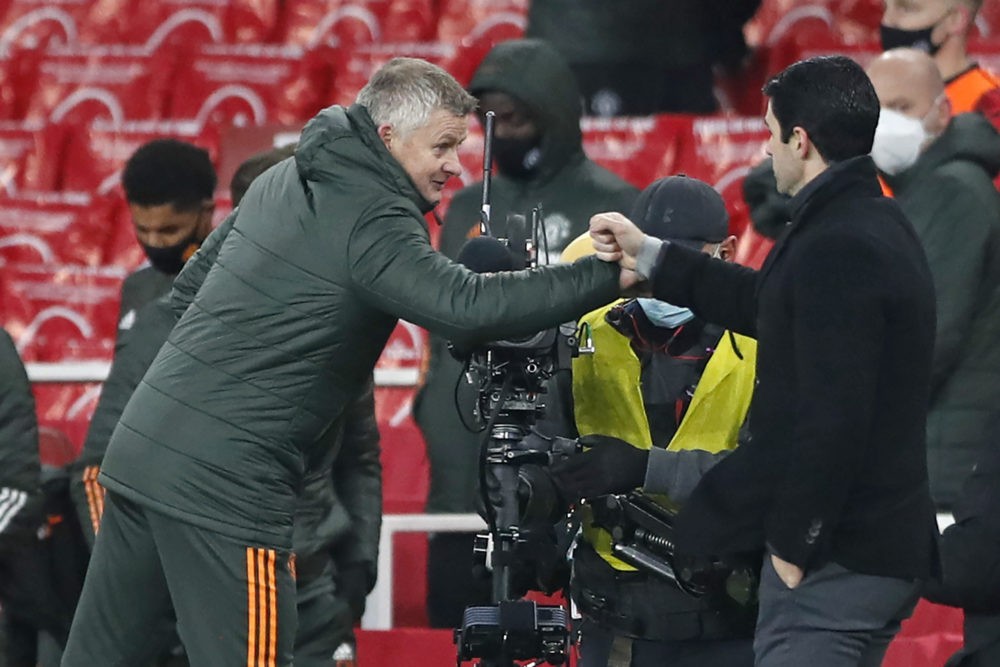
(356, 57), (477, 136)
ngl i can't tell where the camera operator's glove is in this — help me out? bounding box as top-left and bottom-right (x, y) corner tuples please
(549, 434), (649, 501)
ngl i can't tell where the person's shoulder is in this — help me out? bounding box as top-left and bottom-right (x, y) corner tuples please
(576, 158), (638, 194)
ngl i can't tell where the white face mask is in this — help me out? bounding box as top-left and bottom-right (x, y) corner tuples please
(870, 107), (929, 176)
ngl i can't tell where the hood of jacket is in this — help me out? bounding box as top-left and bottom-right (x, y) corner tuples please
(469, 39), (585, 183)
(295, 103), (436, 215)
(888, 112), (1000, 189)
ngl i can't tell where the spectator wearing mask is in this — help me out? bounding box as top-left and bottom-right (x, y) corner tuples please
(867, 48), (1000, 509)
(419, 38), (637, 628)
(117, 138), (216, 332)
(68, 145), (377, 666)
(882, 0), (1000, 126)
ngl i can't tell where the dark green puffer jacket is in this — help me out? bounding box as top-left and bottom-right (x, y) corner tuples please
(0, 328), (42, 544)
(98, 104), (620, 546)
(174, 210), (383, 581)
(883, 112), (1000, 509)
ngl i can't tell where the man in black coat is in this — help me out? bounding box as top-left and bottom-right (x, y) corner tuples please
(589, 55), (940, 666)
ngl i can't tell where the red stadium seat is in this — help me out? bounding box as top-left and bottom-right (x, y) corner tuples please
(375, 345), (429, 515)
(22, 45), (176, 125)
(59, 118), (220, 194)
(330, 41), (458, 107)
(581, 115), (689, 189)
(38, 424), (78, 468)
(0, 192), (119, 266)
(435, 0), (526, 46)
(32, 384), (102, 454)
(1, 262), (124, 363)
(670, 115), (770, 241)
(87, 0), (280, 50)
(434, 0), (525, 83)
(0, 0), (83, 57)
(0, 120), (67, 192)
(278, 0), (437, 49)
(167, 43), (331, 127)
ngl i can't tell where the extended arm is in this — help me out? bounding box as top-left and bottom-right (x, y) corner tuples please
(347, 205), (620, 346)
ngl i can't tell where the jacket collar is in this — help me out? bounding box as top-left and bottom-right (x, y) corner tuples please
(758, 156), (882, 284)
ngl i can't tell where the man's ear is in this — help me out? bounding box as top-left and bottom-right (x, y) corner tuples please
(377, 123), (393, 150)
(720, 235), (738, 262)
(791, 126), (811, 160)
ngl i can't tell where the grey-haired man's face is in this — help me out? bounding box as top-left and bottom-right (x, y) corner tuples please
(379, 109), (467, 205)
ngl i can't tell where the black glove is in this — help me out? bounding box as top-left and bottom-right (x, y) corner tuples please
(334, 563), (372, 622)
(549, 434), (649, 501)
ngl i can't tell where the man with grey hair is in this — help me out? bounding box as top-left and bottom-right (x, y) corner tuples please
(62, 57), (631, 667)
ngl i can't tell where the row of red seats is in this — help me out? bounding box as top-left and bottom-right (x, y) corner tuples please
(0, 0), (527, 54)
(0, 42), (485, 126)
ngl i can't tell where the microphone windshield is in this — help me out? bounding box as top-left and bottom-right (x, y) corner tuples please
(456, 236), (515, 273)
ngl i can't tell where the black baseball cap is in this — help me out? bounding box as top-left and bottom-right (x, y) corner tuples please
(630, 175), (729, 249)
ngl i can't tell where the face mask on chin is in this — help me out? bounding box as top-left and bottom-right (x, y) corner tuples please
(492, 135), (543, 180)
(141, 233), (201, 275)
(636, 298), (695, 330)
(880, 11), (950, 55)
(870, 107), (934, 176)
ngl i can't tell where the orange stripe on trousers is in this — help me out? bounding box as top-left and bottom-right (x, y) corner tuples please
(246, 548), (257, 667)
(256, 548), (268, 667)
(266, 549), (276, 667)
(83, 466), (101, 535)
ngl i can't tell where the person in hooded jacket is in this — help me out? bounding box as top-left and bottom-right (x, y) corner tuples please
(417, 38), (637, 628)
(867, 48), (1000, 510)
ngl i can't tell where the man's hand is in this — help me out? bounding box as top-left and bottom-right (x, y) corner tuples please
(770, 553), (804, 589)
(590, 212), (647, 270)
(619, 268), (650, 295)
(549, 434), (649, 501)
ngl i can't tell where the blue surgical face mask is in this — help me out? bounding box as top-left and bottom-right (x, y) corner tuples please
(637, 298), (695, 329)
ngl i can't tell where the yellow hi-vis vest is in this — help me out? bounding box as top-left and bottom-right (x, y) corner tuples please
(572, 302), (758, 570)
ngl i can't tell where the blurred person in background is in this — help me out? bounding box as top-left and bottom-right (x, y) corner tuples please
(881, 0), (1000, 125)
(0, 329), (73, 667)
(117, 138), (217, 329)
(867, 48), (1000, 510)
(526, 0), (762, 116)
(419, 38), (637, 628)
(922, 417), (1000, 666)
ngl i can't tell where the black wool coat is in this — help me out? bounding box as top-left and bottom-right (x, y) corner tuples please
(653, 157), (940, 580)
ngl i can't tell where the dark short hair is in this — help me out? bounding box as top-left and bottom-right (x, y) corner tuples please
(122, 138), (217, 211)
(763, 55), (880, 163)
(229, 143), (296, 206)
